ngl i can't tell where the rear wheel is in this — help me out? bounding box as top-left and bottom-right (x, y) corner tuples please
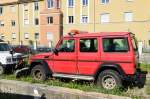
(31, 65), (47, 81)
(96, 70), (122, 90)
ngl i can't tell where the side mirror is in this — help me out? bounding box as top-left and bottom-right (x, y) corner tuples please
(53, 48), (58, 55)
(10, 49), (14, 55)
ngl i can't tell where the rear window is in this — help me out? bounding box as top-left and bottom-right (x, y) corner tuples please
(103, 38), (129, 52)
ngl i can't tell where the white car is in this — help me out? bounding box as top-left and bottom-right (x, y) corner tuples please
(0, 42), (23, 74)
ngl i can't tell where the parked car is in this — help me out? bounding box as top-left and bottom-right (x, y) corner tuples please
(29, 30), (141, 90)
(0, 41), (23, 74)
(12, 45), (34, 55)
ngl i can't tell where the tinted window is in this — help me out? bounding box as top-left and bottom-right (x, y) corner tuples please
(0, 43), (11, 51)
(59, 39), (75, 52)
(103, 38), (129, 52)
(80, 38), (98, 52)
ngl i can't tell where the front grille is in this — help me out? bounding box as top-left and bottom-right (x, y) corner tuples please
(12, 58), (17, 62)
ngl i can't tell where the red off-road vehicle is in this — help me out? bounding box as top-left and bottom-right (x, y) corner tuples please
(29, 31), (141, 89)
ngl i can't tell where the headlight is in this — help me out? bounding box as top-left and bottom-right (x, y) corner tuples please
(6, 57), (12, 63)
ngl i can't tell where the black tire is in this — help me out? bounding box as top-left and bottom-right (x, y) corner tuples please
(96, 69), (122, 90)
(0, 65), (4, 75)
(31, 65), (47, 81)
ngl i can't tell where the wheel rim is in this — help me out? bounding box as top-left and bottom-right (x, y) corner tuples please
(0, 66), (4, 74)
(102, 75), (116, 89)
(33, 69), (42, 80)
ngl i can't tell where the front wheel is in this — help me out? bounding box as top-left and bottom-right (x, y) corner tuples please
(31, 65), (47, 81)
(96, 70), (122, 90)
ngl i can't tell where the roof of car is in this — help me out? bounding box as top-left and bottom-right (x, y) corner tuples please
(65, 32), (131, 38)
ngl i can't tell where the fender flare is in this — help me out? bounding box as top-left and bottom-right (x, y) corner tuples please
(95, 62), (126, 79)
(30, 60), (52, 75)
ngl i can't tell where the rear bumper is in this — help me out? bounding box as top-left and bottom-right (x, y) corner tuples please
(123, 69), (143, 84)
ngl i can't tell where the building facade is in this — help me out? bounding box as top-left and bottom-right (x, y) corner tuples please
(61, 0), (150, 47)
(0, 0), (150, 48)
(0, 0), (61, 46)
(40, 0), (62, 46)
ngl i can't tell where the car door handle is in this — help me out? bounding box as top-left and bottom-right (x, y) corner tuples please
(44, 56), (49, 58)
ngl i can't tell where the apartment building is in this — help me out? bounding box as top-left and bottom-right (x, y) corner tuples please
(40, 0), (62, 46)
(0, 0), (41, 45)
(0, 0), (61, 46)
(61, 0), (150, 47)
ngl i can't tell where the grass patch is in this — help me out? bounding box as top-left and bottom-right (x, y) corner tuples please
(140, 63), (150, 73)
(0, 74), (143, 98)
(146, 80), (150, 95)
(0, 74), (127, 96)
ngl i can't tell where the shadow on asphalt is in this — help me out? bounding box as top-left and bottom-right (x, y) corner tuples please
(0, 93), (46, 99)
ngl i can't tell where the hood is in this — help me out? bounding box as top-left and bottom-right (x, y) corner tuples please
(0, 51), (22, 58)
(30, 52), (53, 60)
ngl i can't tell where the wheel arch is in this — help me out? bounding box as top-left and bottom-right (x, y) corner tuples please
(95, 62), (126, 80)
(30, 60), (52, 75)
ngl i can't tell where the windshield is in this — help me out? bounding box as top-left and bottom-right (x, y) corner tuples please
(0, 43), (11, 51)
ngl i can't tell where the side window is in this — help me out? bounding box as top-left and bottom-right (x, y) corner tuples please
(103, 38), (129, 52)
(58, 39), (75, 52)
(80, 38), (98, 52)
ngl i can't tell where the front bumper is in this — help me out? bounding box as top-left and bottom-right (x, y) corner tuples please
(2, 64), (16, 69)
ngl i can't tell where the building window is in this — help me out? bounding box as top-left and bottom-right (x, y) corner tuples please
(0, 21), (4, 26)
(12, 33), (16, 39)
(82, 0), (88, 6)
(10, 6), (15, 13)
(47, 0), (54, 8)
(35, 18), (39, 25)
(101, 0), (109, 4)
(11, 20), (16, 26)
(81, 15), (88, 23)
(24, 33), (29, 39)
(0, 6), (3, 15)
(124, 12), (133, 22)
(24, 4), (29, 25)
(68, 0), (74, 7)
(35, 33), (39, 40)
(68, 16), (74, 24)
(56, 0), (60, 8)
(24, 19), (29, 25)
(47, 16), (53, 24)
(0, 34), (5, 40)
(46, 32), (53, 41)
(127, 0), (133, 2)
(34, 2), (39, 10)
(100, 13), (109, 23)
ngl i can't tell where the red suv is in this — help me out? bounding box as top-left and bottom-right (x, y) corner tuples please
(30, 31), (141, 90)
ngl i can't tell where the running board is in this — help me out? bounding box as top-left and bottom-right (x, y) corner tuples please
(53, 73), (94, 81)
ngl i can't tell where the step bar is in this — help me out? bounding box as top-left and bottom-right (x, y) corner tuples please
(53, 73), (94, 81)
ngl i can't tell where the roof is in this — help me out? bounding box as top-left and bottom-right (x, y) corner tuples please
(65, 32), (130, 38)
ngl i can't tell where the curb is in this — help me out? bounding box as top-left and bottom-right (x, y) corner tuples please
(0, 79), (131, 99)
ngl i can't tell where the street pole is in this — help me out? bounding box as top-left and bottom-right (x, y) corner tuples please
(18, 3), (21, 45)
(93, 0), (96, 32)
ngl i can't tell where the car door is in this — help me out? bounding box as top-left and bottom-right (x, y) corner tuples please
(77, 37), (101, 75)
(53, 38), (77, 74)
